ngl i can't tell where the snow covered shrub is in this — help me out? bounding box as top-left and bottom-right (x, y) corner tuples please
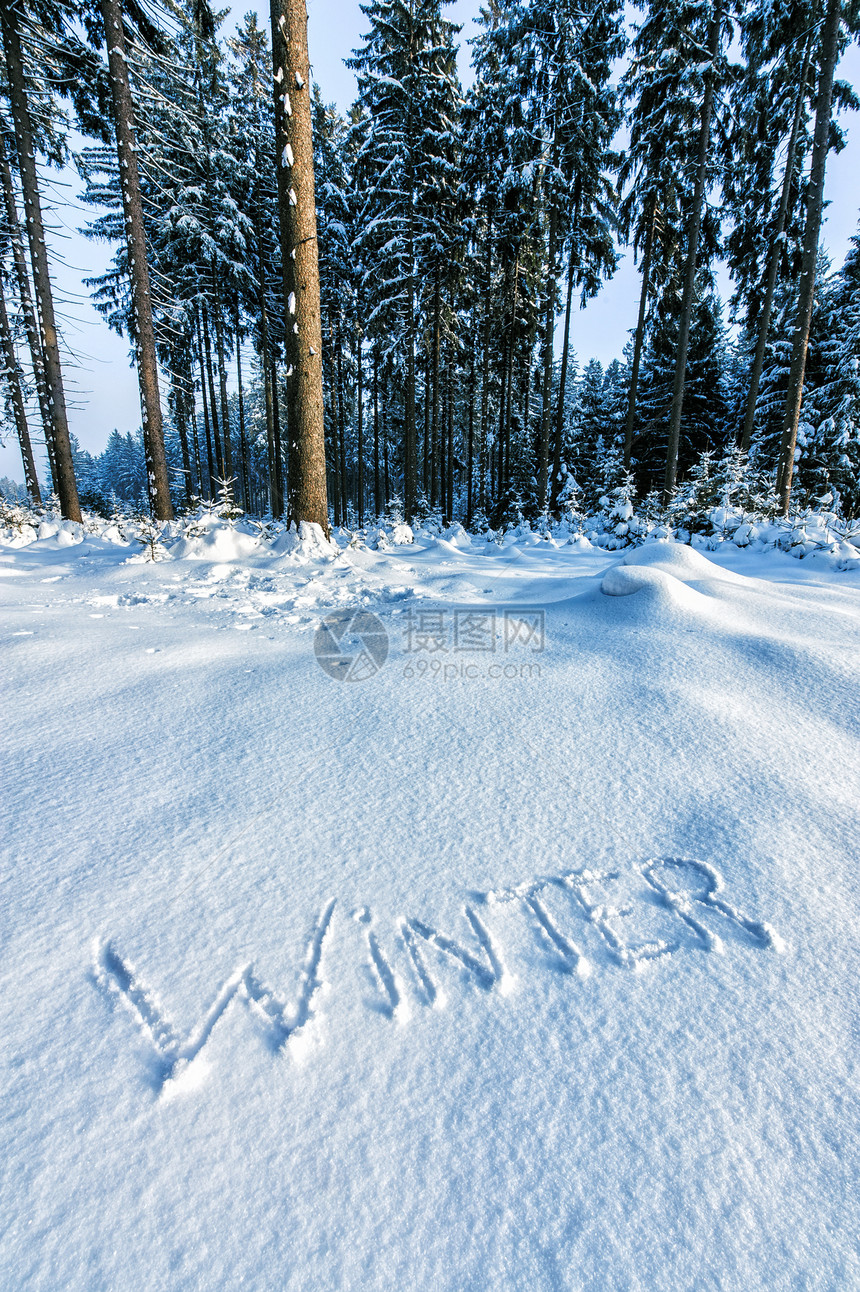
(132, 515), (169, 562)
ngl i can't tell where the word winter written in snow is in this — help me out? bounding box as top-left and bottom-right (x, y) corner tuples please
(92, 858), (783, 1095)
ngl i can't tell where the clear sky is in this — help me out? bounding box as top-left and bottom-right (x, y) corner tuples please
(1, 1), (859, 483)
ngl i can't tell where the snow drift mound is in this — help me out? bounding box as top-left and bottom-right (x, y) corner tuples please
(269, 521), (338, 561)
(169, 518), (260, 562)
(601, 541), (749, 607)
(618, 540), (747, 585)
(600, 562), (710, 614)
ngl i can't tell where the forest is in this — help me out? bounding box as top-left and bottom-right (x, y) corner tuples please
(2, 0), (860, 537)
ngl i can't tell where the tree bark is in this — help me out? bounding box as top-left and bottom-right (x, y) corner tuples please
(550, 244), (576, 512)
(0, 135), (55, 489)
(0, 269), (41, 503)
(195, 318), (215, 496)
(373, 346), (381, 517)
(213, 303), (233, 483)
(479, 214), (493, 514)
(270, 0), (329, 533)
(431, 267), (441, 510)
(467, 345), (475, 524)
(777, 0), (841, 513)
(270, 353), (285, 514)
(335, 318), (348, 522)
(235, 308), (249, 509)
(623, 199), (656, 467)
(538, 206), (558, 512)
(1, 5), (80, 520)
(201, 304), (224, 479)
(170, 361), (193, 506)
(99, 0), (173, 519)
(741, 34), (812, 453)
(663, 2), (722, 505)
(356, 331), (364, 526)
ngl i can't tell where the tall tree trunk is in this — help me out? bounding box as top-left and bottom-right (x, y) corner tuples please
(445, 361), (454, 522)
(373, 346), (381, 517)
(479, 215), (493, 514)
(254, 235), (282, 516)
(538, 206), (558, 512)
(663, 2), (722, 504)
(270, 0), (329, 532)
(188, 371), (202, 497)
(467, 345), (475, 524)
(404, 278), (418, 521)
(421, 348), (429, 496)
(201, 304), (224, 479)
(1, 5), (80, 520)
(235, 309), (249, 510)
(777, 0), (841, 513)
(324, 318), (341, 524)
(270, 354), (285, 515)
(742, 34), (813, 453)
(0, 135), (55, 489)
(550, 245), (576, 512)
(213, 303), (233, 483)
(0, 269), (41, 503)
(170, 362), (193, 506)
(190, 405), (202, 497)
(623, 199), (656, 467)
(195, 318), (216, 496)
(501, 250), (519, 498)
(431, 267), (441, 510)
(356, 332), (364, 527)
(335, 319), (347, 523)
(99, 0), (173, 519)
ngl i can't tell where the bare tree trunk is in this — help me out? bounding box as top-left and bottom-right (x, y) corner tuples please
(550, 248), (576, 512)
(623, 199), (656, 467)
(270, 0), (329, 532)
(335, 319), (347, 523)
(501, 250), (519, 498)
(0, 270), (41, 503)
(170, 362), (193, 506)
(742, 34), (812, 452)
(235, 307), (249, 509)
(664, 2), (722, 504)
(467, 345), (475, 524)
(99, 0), (173, 519)
(270, 353), (285, 514)
(777, 0), (841, 513)
(324, 318), (341, 524)
(1, 6), (80, 520)
(189, 397), (202, 497)
(356, 331), (364, 526)
(404, 276), (418, 521)
(373, 346), (381, 517)
(0, 136), (55, 489)
(538, 206), (558, 512)
(422, 348), (430, 496)
(445, 360), (454, 522)
(431, 267), (441, 510)
(201, 304), (224, 478)
(479, 216), (493, 514)
(195, 318), (216, 497)
(213, 303), (233, 482)
(255, 236), (282, 516)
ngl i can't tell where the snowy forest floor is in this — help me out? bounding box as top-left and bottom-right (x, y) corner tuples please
(1, 520), (859, 1290)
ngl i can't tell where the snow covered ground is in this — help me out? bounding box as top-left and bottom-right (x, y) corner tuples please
(1, 517), (859, 1290)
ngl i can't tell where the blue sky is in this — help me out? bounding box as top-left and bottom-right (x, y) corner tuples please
(1, 0), (859, 483)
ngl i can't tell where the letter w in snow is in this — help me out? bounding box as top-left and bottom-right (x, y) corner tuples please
(92, 900), (335, 1093)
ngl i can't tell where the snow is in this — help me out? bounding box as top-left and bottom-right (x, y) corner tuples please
(1, 517), (859, 1290)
